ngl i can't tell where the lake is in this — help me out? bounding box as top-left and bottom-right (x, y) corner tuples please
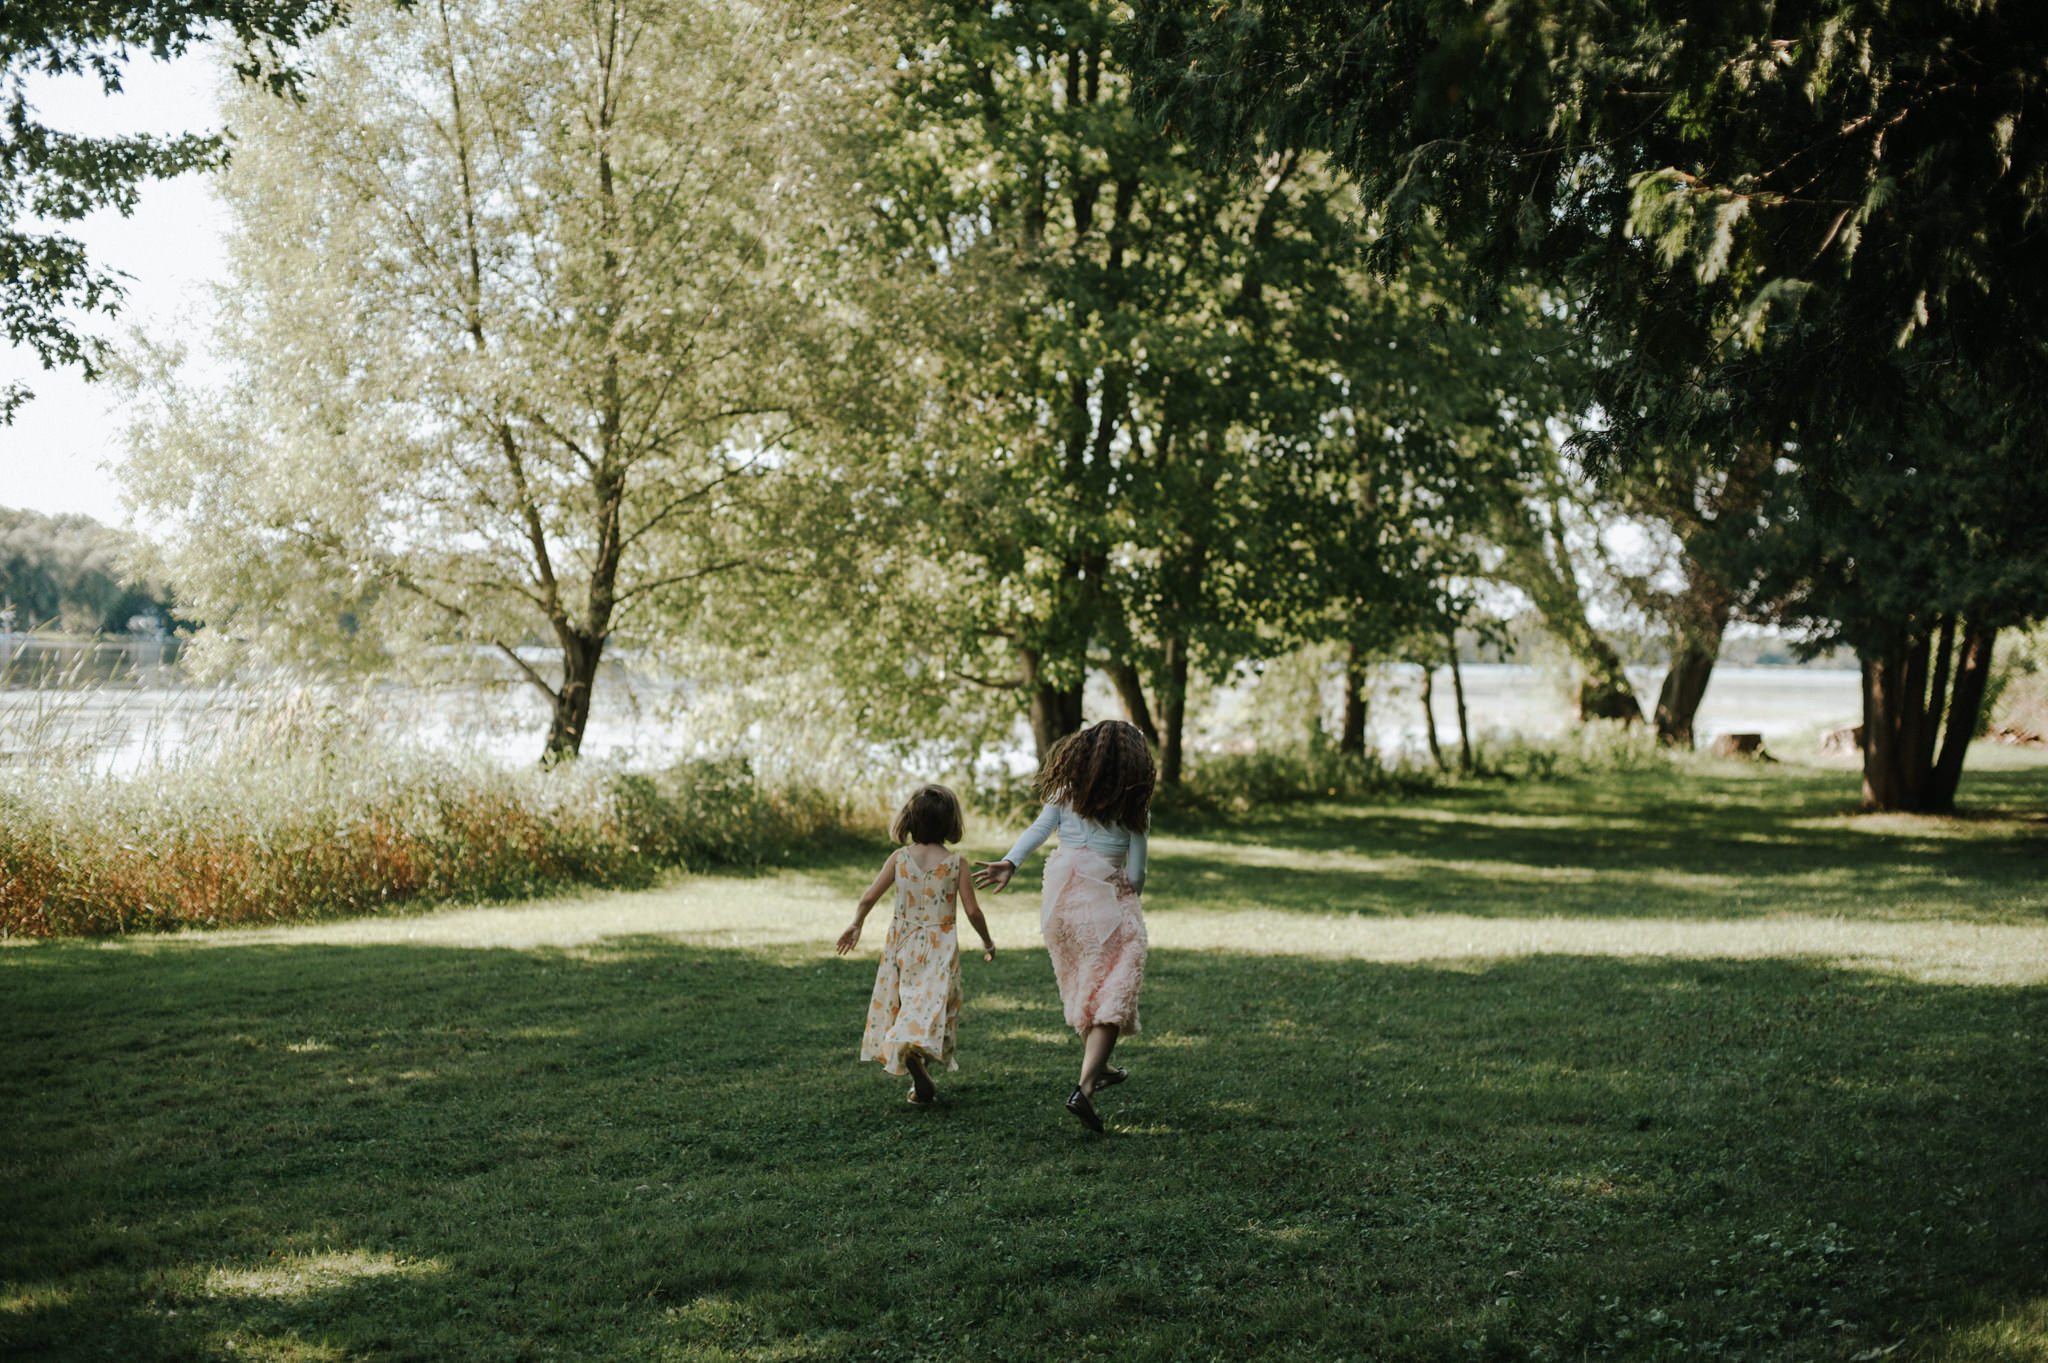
(0, 659), (1865, 775)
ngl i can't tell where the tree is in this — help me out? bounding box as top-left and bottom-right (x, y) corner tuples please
(1136, 0), (2048, 804)
(806, 0), (1417, 772)
(1750, 378), (2048, 812)
(1482, 451), (1644, 725)
(0, 505), (175, 633)
(125, 0), (808, 762)
(1612, 442), (1772, 748)
(2, 0), (356, 419)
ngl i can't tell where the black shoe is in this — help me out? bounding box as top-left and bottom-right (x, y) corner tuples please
(906, 1055), (936, 1104)
(1066, 1085), (1103, 1132)
(1096, 1065), (1128, 1088)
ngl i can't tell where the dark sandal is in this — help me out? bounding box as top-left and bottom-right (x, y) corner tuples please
(1096, 1065), (1128, 1088)
(906, 1055), (936, 1105)
(1066, 1085), (1103, 1132)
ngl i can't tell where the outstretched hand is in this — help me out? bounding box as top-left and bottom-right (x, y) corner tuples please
(971, 859), (1015, 893)
(834, 923), (861, 956)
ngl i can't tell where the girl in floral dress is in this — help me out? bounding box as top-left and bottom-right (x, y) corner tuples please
(973, 720), (1154, 1132)
(837, 784), (996, 1104)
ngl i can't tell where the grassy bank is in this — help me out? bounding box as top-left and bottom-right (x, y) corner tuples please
(4, 755), (2046, 1362)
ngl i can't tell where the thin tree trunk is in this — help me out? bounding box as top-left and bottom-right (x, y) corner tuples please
(1918, 616), (1956, 778)
(1158, 532), (1208, 785)
(1447, 634), (1472, 773)
(1109, 660), (1159, 747)
(1930, 621), (1996, 812)
(1651, 439), (1768, 747)
(1160, 636), (1189, 785)
(1420, 663), (1446, 772)
(1339, 639), (1369, 755)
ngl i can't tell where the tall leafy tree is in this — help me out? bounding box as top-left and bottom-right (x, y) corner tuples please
(793, 2), (1552, 778)
(125, 0), (809, 761)
(818, 0), (1376, 766)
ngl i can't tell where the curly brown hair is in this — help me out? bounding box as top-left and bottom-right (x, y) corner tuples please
(891, 783), (965, 845)
(1037, 720), (1155, 833)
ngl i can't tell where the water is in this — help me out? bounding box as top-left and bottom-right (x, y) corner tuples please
(0, 660), (1866, 775)
(0, 667), (691, 774)
(1383, 663), (1862, 748)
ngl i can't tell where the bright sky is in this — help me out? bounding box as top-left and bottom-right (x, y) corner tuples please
(0, 55), (228, 527)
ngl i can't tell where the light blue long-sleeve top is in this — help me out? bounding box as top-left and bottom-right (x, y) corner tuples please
(1000, 802), (1148, 893)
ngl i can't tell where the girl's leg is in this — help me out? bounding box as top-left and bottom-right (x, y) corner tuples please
(905, 1050), (937, 1103)
(1077, 1023), (1119, 1096)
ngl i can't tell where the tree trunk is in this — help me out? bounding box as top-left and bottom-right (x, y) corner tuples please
(1860, 638), (1917, 812)
(1930, 622), (1996, 811)
(543, 631), (603, 765)
(1859, 618), (2000, 813)
(1028, 682), (1083, 763)
(1653, 631), (1721, 748)
(1160, 636), (1189, 785)
(1650, 440), (1768, 747)
(1019, 645), (1083, 762)
(1109, 660), (1160, 747)
(1493, 491), (1643, 725)
(1447, 635), (1472, 773)
(1420, 663), (1446, 772)
(1576, 643), (1644, 724)
(1339, 639), (1369, 755)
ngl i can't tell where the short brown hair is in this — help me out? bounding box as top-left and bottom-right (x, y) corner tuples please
(1038, 720), (1155, 833)
(891, 783), (964, 845)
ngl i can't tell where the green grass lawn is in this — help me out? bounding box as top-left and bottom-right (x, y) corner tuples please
(5, 753), (2047, 1362)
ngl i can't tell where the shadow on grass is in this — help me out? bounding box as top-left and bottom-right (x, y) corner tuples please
(1141, 766), (2048, 923)
(4, 936), (2044, 1361)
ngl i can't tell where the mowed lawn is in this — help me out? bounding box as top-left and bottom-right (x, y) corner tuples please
(4, 753), (2047, 1362)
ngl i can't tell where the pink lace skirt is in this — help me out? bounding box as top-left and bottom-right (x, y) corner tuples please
(1040, 846), (1147, 1036)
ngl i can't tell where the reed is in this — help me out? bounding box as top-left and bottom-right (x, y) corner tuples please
(0, 675), (881, 938)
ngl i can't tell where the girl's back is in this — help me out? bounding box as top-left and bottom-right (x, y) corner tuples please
(892, 849), (961, 933)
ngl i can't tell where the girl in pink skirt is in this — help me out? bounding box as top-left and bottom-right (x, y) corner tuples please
(974, 720), (1154, 1132)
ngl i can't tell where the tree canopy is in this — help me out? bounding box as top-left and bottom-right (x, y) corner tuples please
(0, 504), (173, 634)
(1135, 0), (2048, 463)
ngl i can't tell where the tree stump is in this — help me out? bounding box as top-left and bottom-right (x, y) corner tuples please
(1709, 732), (1769, 759)
(1819, 725), (1866, 754)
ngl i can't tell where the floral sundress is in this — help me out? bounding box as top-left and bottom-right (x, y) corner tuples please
(859, 851), (963, 1075)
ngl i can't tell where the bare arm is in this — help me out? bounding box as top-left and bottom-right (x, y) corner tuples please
(836, 850), (899, 956)
(958, 870), (994, 960)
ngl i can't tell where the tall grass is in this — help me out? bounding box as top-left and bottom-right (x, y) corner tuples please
(0, 677), (880, 938)
(0, 662), (1709, 940)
